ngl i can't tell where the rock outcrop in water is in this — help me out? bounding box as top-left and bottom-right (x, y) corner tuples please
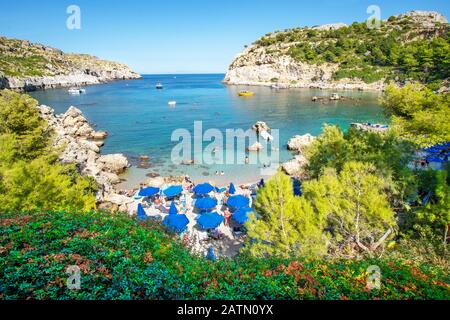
(38, 105), (131, 211)
(0, 36), (141, 92)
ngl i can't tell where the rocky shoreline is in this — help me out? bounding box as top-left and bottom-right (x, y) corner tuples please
(0, 35), (142, 92)
(37, 105), (134, 212)
(2, 70), (141, 92)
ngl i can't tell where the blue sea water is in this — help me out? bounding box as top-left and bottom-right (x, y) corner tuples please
(30, 74), (387, 187)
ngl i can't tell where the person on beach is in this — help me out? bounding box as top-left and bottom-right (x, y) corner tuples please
(224, 208), (232, 227)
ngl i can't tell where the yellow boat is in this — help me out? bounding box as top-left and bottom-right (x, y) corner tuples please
(238, 90), (254, 97)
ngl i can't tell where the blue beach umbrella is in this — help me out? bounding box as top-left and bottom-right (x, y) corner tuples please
(427, 155), (446, 163)
(195, 197), (218, 211)
(227, 195), (250, 209)
(137, 203), (147, 220)
(193, 183), (214, 195)
(229, 183), (236, 195)
(163, 185), (183, 197)
(169, 202), (178, 215)
(139, 187), (160, 197)
(232, 207), (258, 225)
(163, 214), (190, 233)
(197, 212), (224, 230)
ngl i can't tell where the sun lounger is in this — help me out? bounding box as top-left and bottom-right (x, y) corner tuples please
(156, 204), (169, 213)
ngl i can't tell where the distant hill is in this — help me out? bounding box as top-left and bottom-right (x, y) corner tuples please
(0, 36), (141, 91)
(224, 11), (449, 91)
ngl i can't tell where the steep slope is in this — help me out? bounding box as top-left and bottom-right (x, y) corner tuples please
(224, 11), (449, 91)
(0, 36), (141, 91)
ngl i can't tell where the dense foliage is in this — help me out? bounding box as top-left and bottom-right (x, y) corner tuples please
(302, 162), (396, 256)
(256, 15), (449, 85)
(300, 84), (449, 248)
(0, 211), (448, 300)
(248, 165), (396, 258)
(305, 125), (415, 205)
(247, 172), (327, 258)
(0, 90), (96, 213)
(382, 84), (450, 147)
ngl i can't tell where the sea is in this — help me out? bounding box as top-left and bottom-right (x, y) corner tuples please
(30, 74), (387, 188)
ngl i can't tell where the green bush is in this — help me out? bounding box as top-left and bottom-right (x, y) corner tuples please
(0, 211), (448, 300)
(0, 90), (96, 214)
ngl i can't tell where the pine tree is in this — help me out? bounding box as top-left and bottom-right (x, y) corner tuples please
(246, 172), (328, 258)
(303, 162), (396, 255)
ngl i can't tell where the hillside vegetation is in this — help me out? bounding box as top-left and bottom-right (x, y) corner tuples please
(0, 37), (137, 78)
(226, 11), (449, 88)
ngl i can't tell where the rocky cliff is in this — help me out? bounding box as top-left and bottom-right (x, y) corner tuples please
(224, 11), (448, 90)
(0, 36), (141, 92)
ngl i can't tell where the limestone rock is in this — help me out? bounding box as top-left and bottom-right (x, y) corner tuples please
(281, 155), (309, 176)
(36, 104), (134, 212)
(97, 154), (129, 174)
(252, 121), (271, 134)
(91, 131), (108, 140)
(247, 142), (264, 152)
(287, 134), (315, 152)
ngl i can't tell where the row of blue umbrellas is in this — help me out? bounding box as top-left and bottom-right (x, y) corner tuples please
(140, 202), (257, 230)
(194, 194), (250, 211)
(142, 182), (239, 199)
(139, 185), (184, 198)
(138, 182), (257, 232)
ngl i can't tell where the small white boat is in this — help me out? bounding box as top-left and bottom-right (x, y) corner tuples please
(156, 83), (163, 89)
(330, 93), (340, 100)
(68, 88), (86, 95)
(168, 101), (177, 107)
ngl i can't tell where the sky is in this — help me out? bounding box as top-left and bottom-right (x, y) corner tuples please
(0, 0), (449, 74)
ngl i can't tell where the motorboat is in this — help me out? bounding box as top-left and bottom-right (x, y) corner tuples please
(168, 101), (177, 107)
(156, 83), (163, 89)
(330, 93), (341, 100)
(68, 88), (86, 95)
(238, 90), (254, 97)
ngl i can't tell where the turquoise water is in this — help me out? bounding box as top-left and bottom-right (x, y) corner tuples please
(30, 74), (386, 187)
